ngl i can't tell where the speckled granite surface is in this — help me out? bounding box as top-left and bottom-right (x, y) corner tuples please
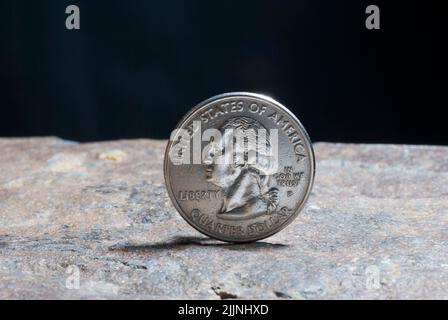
(0, 137), (447, 299)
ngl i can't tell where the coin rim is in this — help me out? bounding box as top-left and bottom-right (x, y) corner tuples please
(164, 92), (315, 243)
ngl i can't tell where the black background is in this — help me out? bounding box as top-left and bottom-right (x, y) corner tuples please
(0, 0), (445, 144)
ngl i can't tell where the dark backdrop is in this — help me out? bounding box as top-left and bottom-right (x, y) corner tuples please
(0, 0), (445, 144)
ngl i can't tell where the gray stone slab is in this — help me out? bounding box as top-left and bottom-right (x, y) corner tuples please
(0, 138), (447, 299)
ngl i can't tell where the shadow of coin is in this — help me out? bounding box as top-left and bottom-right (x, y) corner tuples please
(108, 236), (288, 252)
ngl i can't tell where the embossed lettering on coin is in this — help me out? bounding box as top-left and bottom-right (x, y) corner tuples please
(164, 92), (315, 242)
(179, 190), (221, 202)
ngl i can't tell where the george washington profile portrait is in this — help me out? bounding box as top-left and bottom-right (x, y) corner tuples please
(203, 117), (279, 218)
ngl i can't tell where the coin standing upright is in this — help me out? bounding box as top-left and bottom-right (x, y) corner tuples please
(164, 92), (315, 242)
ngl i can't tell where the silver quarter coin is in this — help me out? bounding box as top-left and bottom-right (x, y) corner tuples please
(164, 92), (315, 242)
